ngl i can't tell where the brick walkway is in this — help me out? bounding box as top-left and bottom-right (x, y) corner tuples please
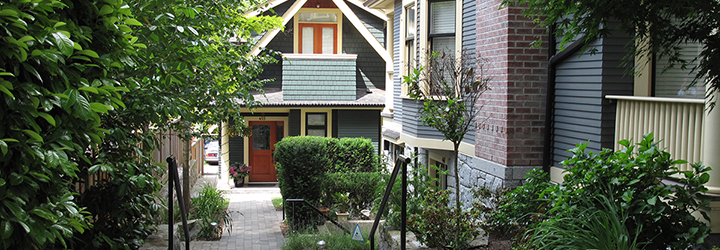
(190, 181), (284, 250)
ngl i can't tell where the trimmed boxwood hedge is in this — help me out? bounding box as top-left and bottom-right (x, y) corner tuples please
(274, 136), (379, 229)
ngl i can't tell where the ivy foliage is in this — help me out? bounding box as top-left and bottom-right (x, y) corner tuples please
(502, 0), (720, 105)
(0, 0), (283, 248)
(0, 0), (139, 248)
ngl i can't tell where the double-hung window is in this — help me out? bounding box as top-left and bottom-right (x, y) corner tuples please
(405, 5), (416, 75)
(306, 113), (327, 136)
(297, 11), (341, 54)
(654, 41), (704, 99)
(429, 0), (455, 55)
(402, 4), (417, 97)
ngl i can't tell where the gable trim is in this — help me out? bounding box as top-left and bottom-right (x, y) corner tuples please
(332, 0), (392, 63)
(250, 0), (308, 56)
(345, 0), (388, 21)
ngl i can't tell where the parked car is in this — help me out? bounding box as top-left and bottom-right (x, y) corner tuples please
(205, 140), (219, 165)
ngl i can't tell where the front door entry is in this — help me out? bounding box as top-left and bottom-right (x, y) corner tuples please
(249, 121), (284, 182)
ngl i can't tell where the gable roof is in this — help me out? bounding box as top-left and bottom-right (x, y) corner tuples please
(249, 0), (391, 63)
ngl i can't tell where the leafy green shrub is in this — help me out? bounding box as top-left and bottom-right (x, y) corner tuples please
(408, 189), (483, 250)
(378, 157), (441, 229)
(324, 171), (381, 213)
(275, 136), (333, 229)
(506, 133), (711, 249)
(332, 138), (377, 172)
(523, 192), (645, 250)
(275, 136), (382, 227)
(479, 169), (551, 240)
(190, 184), (233, 240)
(549, 133), (711, 249)
(0, 0), (139, 248)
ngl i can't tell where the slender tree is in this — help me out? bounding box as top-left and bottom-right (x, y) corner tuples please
(404, 50), (490, 248)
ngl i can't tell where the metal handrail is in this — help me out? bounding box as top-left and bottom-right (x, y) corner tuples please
(167, 156), (190, 250)
(370, 156), (410, 250)
(285, 199), (351, 234)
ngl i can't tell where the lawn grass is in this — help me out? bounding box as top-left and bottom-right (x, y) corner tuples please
(271, 197), (283, 211)
(283, 231), (369, 250)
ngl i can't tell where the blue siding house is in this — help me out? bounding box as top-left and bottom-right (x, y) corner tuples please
(219, 0), (391, 185)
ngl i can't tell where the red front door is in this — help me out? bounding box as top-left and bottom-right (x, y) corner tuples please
(249, 121), (283, 182)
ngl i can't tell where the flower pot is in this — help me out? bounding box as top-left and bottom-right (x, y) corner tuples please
(233, 178), (244, 187)
(317, 207), (330, 224)
(335, 212), (350, 223)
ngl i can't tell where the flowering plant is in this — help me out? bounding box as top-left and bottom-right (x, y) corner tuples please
(229, 162), (252, 180)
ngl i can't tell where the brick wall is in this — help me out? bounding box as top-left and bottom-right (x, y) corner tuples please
(474, 0), (548, 168)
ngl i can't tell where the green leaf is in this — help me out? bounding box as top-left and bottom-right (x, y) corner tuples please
(76, 50), (99, 58)
(79, 86), (98, 94)
(3, 200), (23, 218)
(16, 221), (29, 234)
(22, 130), (43, 143)
(1, 221), (12, 239)
(125, 18), (143, 26)
(648, 196), (657, 205)
(53, 21), (67, 28)
(0, 140), (6, 156)
(99, 5), (114, 15)
(90, 102), (111, 113)
(22, 63), (42, 83)
(31, 208), (58, 222)
(0, 9), (18, 17)
(73, 95), (92, 120)
(0, 85), (14, 100)
(52, 32), (74, 57)
(17, 36), (34, 43)
(61, 88), (78, 108)
(37, 113), (56, 126)
(700, 173), (710, 184)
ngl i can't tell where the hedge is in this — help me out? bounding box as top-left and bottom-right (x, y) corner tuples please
(274, 136), (379, 229)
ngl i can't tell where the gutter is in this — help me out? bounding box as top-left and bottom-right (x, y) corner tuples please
(541, 26), (595, 172)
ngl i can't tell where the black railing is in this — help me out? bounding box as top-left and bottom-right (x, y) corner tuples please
(370, 156), (410, 250)
(167, 156), (190, 250)
(285, 199), (351, 234)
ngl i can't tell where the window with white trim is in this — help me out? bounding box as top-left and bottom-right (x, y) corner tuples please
(296, 10), (342, 54)
(402, 4), (416, 96)
(654, 42), (704, 99)
(429, 0), (455, 55)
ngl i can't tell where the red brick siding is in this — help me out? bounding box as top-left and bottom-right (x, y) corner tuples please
(474, 0), (547, 167)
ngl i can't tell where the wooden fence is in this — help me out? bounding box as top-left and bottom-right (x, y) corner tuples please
(73, 130), (205, 193)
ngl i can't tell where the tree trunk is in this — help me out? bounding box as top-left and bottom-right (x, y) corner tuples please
(453, 142), (460, 249)
(182, 138), (191, 213)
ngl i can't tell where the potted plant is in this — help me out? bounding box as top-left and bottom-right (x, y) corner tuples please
(229, 162), (251, 187)
(333, 192), (350, 222)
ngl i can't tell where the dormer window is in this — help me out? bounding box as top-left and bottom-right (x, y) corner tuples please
(295, 9), (343, 54)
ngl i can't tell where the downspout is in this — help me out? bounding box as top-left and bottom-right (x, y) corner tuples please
(542, 26), (594, 172)
(542, 24), (557, 173)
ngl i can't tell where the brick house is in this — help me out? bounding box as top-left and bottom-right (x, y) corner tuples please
(364, 0), (720, 231)
(218, 0), (390, 185)
(363, 0), (548, 206)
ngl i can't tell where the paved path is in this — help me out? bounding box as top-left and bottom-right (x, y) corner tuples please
(190, 175), (284, 250)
